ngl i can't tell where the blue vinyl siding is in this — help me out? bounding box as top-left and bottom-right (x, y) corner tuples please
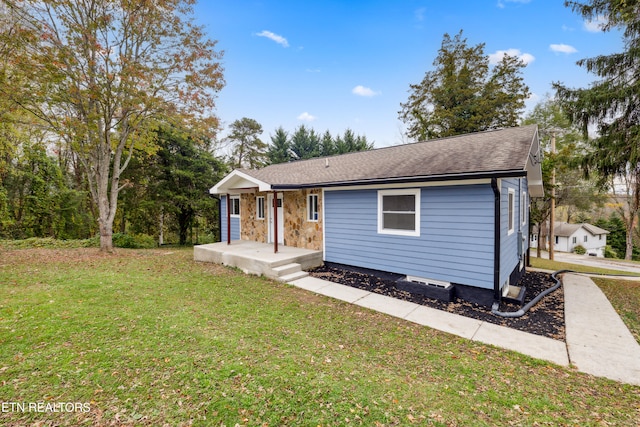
(324, 184), (495, 289)
(220, 195), (240, 241)
(499, 178), (528, 286)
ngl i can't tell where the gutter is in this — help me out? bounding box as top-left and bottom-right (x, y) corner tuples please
(491, 177), (501, 303)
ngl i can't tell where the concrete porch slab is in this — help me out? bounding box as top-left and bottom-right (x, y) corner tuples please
(194, 240), (323, 280)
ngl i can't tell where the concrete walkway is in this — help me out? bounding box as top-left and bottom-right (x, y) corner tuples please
(288, 273), (640, 386)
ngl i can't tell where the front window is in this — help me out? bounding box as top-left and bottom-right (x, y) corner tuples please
(230, 196), (240, 217)
(378, 189), (420, 236)
(307, 194), (319, 221)
(256, 196), (265, 220)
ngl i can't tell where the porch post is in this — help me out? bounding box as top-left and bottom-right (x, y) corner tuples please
(226, 193), (231, 245)
(273, 190), (278, 253)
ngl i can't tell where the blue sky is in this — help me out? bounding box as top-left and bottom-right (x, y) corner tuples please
(194, 0), (623, 149)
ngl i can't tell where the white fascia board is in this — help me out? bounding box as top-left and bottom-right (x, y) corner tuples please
(209, 170), (272, 194)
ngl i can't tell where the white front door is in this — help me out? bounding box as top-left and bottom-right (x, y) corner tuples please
(267, 193), (284, 244)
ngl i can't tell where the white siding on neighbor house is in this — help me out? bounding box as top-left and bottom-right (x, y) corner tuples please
(559, 229), (607, 256)
(220, 195), (240, 241)
(499, 178), (528, 287)
(324, 184), (496, 289)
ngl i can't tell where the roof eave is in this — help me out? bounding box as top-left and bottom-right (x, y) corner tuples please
(271, 169), (528, 190)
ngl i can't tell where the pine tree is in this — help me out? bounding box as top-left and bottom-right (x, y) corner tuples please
(554, 0), (640, 259)
(266, 127), (291, 164)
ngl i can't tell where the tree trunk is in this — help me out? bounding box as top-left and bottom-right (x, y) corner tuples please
(625, 224), (634, 260)
(158, 208), (164, 246)
(99, 220), (113, 252)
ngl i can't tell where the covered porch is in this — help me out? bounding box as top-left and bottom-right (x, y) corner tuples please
(194, 240), (323, 282)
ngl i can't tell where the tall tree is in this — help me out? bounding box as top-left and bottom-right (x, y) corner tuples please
(266, 126), (291, 164)
(0, 0), (224, 252)
(399, 30), (530, 141)
(523, 97), (604, 255)
(228, 117), (266, 168)
(554, 0), (640, 259)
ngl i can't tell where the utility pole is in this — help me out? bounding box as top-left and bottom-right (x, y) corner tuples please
(549, 131), (556, 261)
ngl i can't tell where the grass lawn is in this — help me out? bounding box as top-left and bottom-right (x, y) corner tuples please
(1, 248), (638, 426)
(591, 277), (640, 344)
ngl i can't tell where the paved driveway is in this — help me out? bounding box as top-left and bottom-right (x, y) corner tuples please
(531, 250), (640, 275)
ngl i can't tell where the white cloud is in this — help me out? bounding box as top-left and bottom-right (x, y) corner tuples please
(497, 0), (531, 8)
(256, 30), (289, 47)
(352, 85), (380, 97)
(297, 112), (317, 122)
(414, 7), (426, 21)
(488, 48), (535, 65)
(584, 15), (607, 32)
(562, 24), (575, 32)
(550, 43), (577, 54)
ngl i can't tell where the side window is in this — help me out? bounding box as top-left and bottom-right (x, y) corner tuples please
(508, 189), (515, 235)
(378, 189), (420, 236)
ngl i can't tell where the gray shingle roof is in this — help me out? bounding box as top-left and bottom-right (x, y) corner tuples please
(539, 222), (610, 237)
(240, 125), (539, 187)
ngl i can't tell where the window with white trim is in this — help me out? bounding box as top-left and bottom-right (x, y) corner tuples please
(307, 194), (319, 222)
(378, 189), (420, 236)
(508, 188), (515, 235)
(230, 196), (240, 217)
(256, 196), (265, 220)
(572, 236), (577, 244)
(584, 235), (588, 243)
(521, 191), (527, 225)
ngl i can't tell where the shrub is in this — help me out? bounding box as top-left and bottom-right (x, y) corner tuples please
(573, 245), (587, 255)
(604, 245), (618, 259)
(0, 237), (98, 249)
(112, 233), (157, 249)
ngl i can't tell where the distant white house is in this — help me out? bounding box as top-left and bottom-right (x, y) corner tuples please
(531, 222), (609, 257)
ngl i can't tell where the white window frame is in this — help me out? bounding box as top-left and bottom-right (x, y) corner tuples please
(584, 235), (588, 243)
(377, 189), (421, 237)
(508, 188), (515, 235)
(256, 196), (265, 220)
(521, 191), (527, 225)
(307, 194), (319, 222)
(230, 195), (240, 217)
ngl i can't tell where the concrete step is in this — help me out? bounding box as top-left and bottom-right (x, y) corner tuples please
(271, 263), (303, 277)
(278, 271), (309, 282)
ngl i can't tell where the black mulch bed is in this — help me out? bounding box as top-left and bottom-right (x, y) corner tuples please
(308, 265), (565, 341)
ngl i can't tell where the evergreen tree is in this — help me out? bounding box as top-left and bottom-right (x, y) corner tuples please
(399, 30), (530, 141)
(290, 125), (320, 160)
(266, 127), (291, 164)
(554, 0), (640, 259)
(320, 130), (335, 157)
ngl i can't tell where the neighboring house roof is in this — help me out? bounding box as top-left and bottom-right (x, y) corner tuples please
(211, 125), (543, 196)
(539, 222), (610, 237)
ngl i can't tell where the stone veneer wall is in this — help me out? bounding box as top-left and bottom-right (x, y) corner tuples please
(239, 189), (323, 251)
(240, 194), (268, 244)
(283, 189), (323, 250)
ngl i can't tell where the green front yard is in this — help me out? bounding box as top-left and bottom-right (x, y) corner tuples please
(1, 248), (638, 426)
